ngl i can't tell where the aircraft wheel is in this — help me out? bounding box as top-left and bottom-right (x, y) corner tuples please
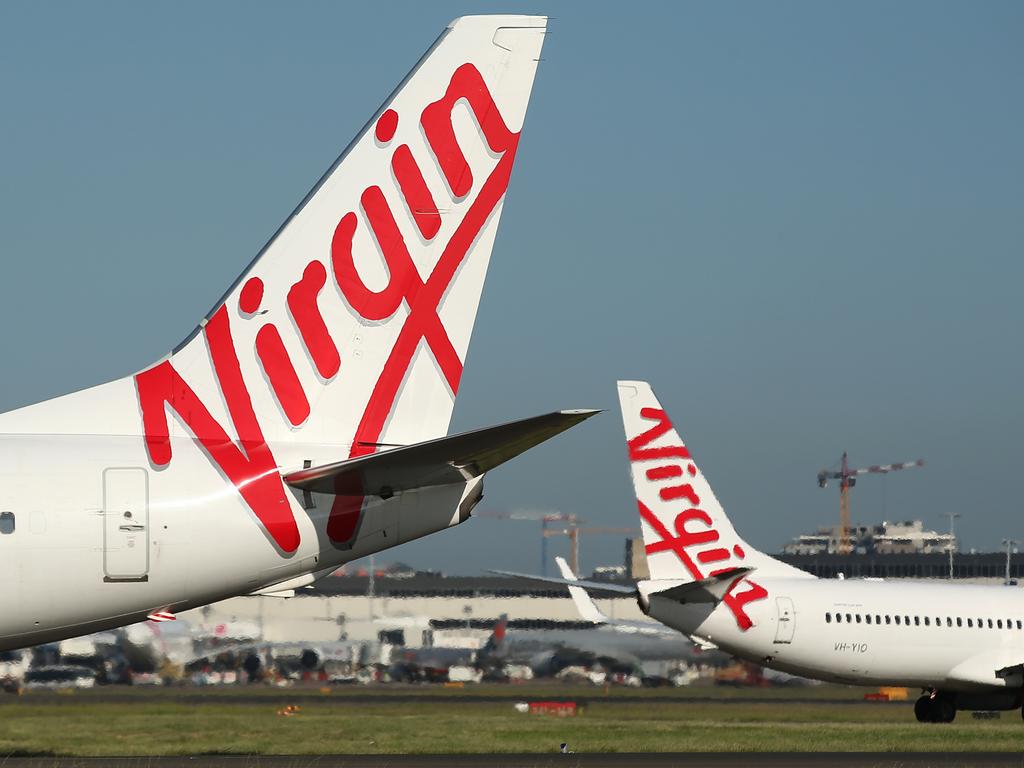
(935, 695), (956, 723)
(914, 695), (936, 723)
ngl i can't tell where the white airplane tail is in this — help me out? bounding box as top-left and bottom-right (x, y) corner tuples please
(137, 16), (547, 551)
(617, 381), (812, 586)
(0, 17), (549, 555)
(141, 15), (548, 451)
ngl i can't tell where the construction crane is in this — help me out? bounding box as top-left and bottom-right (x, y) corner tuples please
(817, 452), (925, 555)
(474, 510), (580, 575)
(476, 510), (637, 576)
(541, 524), (640, 577)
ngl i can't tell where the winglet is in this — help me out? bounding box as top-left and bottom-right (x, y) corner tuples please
(555, 556), (608, 624)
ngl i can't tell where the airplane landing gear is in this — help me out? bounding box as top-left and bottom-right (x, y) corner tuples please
(935, 694), (956, 723)
(914, 695), (933, 722)
(915, 691), (956, 723)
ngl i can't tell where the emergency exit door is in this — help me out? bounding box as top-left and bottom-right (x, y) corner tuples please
(773, 596), (796, 644)
(103, 468), (150, 581)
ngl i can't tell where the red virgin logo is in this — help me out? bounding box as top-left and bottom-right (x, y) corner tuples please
(135, 64), (520, 555)
(628, 407), (768, 631)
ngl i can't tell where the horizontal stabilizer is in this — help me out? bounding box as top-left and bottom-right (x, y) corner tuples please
(487, 569), (637, 595)
(650, 567), (754, 604)
(996, 663), (1024, 684)
(283, 410), (599, 497)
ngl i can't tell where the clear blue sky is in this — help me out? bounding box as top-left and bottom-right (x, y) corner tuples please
(1, 2), (1021, 574)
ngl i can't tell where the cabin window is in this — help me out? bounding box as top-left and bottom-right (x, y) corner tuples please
(835, 613), (842, 623)
(865, 614), (872, 625)
(875, 614), (881, 624)
(846, 613), (852, 623)
(978, 618), (983, 628)
(855, 614), (862, 624)
(885, 615), (891, 625)
(956, 617), (963, 627)
(967, 618), (973, 628)
(914, 616), (920, 626)
(924, 617), (930, 626)
(946, 617), (952, 627)
(997, 620), (1003, 629)
(1017, 620), (1022, 630)
(905, 615), (911, 625)
(826, 613), (832, 623)
(894, 616), (901, 625)
(988, 619), (994, 629)
(0, 512), (13, 535)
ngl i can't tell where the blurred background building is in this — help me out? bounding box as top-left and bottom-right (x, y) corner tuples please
(781, 520), (957, 556)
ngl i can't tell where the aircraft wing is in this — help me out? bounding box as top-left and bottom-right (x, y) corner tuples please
(948, 651), (1024, 688)
(283, 410), (599, 497)
(487, 570), (637, 595)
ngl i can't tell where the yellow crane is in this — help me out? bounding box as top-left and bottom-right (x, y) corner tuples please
(541, 524), (640, 576)
(817, 452), (924, 555)
(477, 509), (639, 575)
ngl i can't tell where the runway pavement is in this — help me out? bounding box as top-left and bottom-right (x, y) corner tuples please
(1, 755), (1023, 768)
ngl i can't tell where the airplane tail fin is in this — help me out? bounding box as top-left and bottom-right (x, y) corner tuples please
(0, 17), (563, 562)
(617, 381), (812, 583)
(134, 15), (547, 450)
(554, 556), (608, 624)
(96, 17), (547, 554)
(479, 614), (509, 659)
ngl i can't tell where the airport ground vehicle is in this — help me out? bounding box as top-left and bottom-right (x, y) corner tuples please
(23, 665), (97, 690)
(0, 649), (28, 692)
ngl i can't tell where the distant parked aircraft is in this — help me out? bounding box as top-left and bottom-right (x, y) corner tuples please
(389, 616), (510, 682)
(491, 558), (703, 676)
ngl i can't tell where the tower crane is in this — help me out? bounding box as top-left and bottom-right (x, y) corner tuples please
(541, 524), (640, 576)
(476, 510), (637, 576)
(817, 452), (924, 555)
(474, 510), (580, 575)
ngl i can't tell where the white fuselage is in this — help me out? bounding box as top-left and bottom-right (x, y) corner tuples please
(646, 578), (1024, 692)
(0, 432), (474, 652)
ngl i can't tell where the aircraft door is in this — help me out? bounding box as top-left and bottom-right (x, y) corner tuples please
(773, 596), (795, 644)
(103, 468), (150, 582)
